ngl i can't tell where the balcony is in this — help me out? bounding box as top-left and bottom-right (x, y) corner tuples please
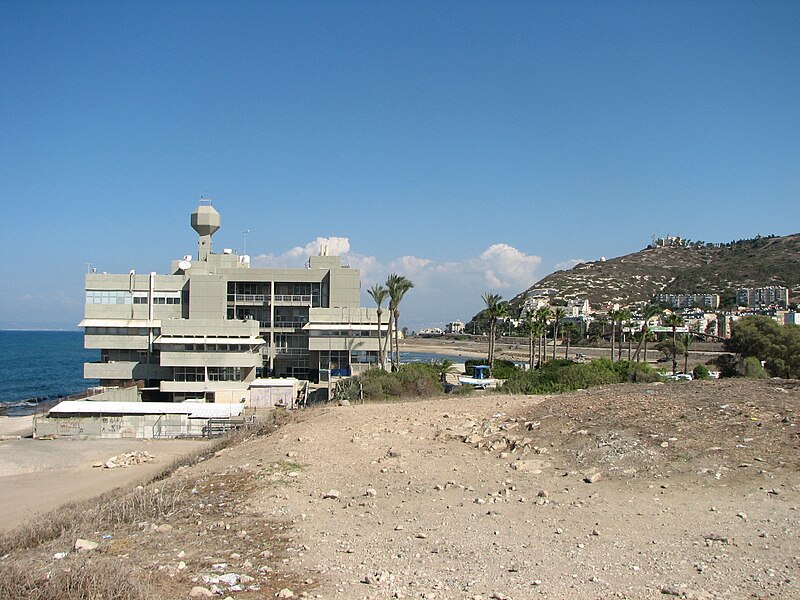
(260, 320), (308, 331)
(272, 294), (312, 306)
(84, 361), (172, 380)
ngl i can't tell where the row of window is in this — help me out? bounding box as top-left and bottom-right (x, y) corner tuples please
(312, 330), (377, 337)
(173, 367), (242, 382)
(86, 327), (158, 336)
(86, 291), (181, 305)
(160, 344), (255, 352)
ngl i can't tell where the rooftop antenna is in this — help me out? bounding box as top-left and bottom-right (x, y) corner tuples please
(243, 229), (251, 255)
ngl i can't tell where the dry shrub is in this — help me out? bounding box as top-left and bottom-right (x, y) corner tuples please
(0, 557), (155, 600)
(92, 479), (189, 527)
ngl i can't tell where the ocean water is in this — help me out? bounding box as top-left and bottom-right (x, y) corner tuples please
(0, 330), (98, 416)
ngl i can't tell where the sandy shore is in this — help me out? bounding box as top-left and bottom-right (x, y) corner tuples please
(0, 435), (209, 532)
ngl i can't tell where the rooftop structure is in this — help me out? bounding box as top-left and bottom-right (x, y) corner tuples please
(81, 202), (384, 402)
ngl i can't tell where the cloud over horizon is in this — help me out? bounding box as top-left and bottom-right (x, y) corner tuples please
(252, 237), (544, 329)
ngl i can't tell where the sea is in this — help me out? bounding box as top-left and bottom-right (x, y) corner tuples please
(0, 331), (468, 417)
(0, 330), (98, 417)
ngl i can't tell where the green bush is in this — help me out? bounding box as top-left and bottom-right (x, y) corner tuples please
(742, 356), (768, 379)
(464, 358), (520, 378)
(724, 316), (800, 378)
(692, 364), (710, 380)
(502, 358), (657, 395)
(342, 364), (445, 402)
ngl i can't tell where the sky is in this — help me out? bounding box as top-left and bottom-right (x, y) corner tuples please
(1, 1), (799, 330)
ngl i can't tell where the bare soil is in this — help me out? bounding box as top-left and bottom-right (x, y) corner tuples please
(2, 378), (798, 599)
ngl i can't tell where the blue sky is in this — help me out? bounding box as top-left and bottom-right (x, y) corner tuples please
(1, 1), (798, 330)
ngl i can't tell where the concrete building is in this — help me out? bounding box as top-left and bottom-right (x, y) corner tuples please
(82, 202), (383, 402)
(655, 293), (720, 309)
(445, 320), (464, 334)
(736, 286), (789, 309)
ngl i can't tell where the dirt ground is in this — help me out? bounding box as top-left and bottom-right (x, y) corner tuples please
(0, 435), (209, 531)
(4, 378), (797, 600)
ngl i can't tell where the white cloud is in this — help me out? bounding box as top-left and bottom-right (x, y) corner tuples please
(554, 258), (586, 271)
(254, 235), (545, 330)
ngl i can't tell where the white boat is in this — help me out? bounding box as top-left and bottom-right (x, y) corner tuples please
(458, 365), (496, 389)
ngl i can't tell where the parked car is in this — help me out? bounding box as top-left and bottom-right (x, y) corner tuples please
(662, 372), (693, 381)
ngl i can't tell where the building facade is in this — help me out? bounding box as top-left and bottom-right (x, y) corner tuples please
(82, 203), (383, 402)
(655, 293), (720, 309)
(736, 287), (789, 308)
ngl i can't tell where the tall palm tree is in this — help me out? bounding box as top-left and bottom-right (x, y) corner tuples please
(664, 312), (684, 375)
(552, 307), (567, 359)
(633, 304), (662, 362)
(681, 333), (695, 374)
(367, 284), (388, 371)
(616, 309), (632, 361)
(534, 306), (552, 363)
(482, 292), (505, 366)
(562, 322), (578, 359)
(386, 274), (414, 371)
(523, 314), (536, 370)
(608, 309), (623, 361)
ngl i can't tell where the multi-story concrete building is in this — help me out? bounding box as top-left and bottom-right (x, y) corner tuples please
(655, 293), (720, 309)
(736, 286), (789, 309)
(81, 202), (383, 402)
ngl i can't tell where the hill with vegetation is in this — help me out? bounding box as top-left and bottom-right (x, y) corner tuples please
(510, 233), (800, 310)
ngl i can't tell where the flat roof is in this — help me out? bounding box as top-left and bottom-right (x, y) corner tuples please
(48, 401), (245, 419)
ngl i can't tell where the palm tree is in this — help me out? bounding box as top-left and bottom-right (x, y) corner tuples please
(522, 313), (538, 370)
(482, 292), (505, 366)
(534, 306), (552, 363)
(616, 309), (631, 361)
(562, 322), (578, 359)
(386, 274), (414, 371)
(367, 284), (388, 371)
(608, 309), (623, 361)
(552, 307), (567, 359)
(633, 304), (662, 362)
(681, 333), (695, 374)
(664, 312), (684, 375)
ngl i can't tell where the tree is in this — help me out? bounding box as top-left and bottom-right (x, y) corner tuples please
(680, 333), (696, 374)
(386, 274), (414, 371)
(535, 306), (552, 363)
(608, 309), (624, 361)
(522, 313), (536, 370)
(482, 293), (506, 366)
(663, 312), (684, 375)
(633, 304), (662, 362)
(367, 284), (389, 371)
(552, 307), (567, 359)
(724, 316), (800, 378)
(562, 322), (578, 358)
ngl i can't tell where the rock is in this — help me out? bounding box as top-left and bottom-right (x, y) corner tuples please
(74, 538), (98, 552)
(276, 589), (295, 598)
(218, 573), (239, 585)
(323, 489), (341, 499)
(189, 587), (214, 598)
(365, 488), (377, 497)
(584, 472), (602, 484)
(157, 523), (174, 533)
(53, 552), (68, 559)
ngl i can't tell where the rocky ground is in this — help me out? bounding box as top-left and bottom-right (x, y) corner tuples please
(3, 378), (799, 599)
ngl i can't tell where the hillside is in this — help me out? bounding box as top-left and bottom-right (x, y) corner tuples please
(512, 233), (800, 308)
(2, 380), (798, 599)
